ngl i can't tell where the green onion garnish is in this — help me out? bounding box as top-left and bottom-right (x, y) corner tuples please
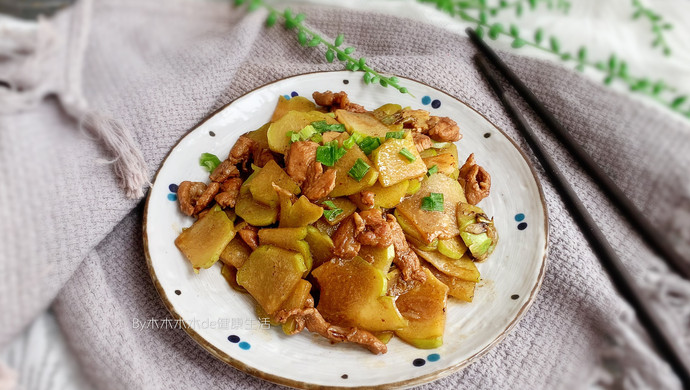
(316, 141), (347, 167)
(399, 147), (416, 162)
(199, 153), (221, 172)
(343, 132), (364, 150)
(288, 131), (301, 143)
(299, 125), (317, 139)
(310, 133), (323, 143)
(385, 131), (405, 139)
(348, 158), (371, 181)
(427, 165), (438, 176)
(322, 200), (344, 221)
(358, 136), (381, 155)
(311, 120), (346, 133)
(421, 192), (444, 212)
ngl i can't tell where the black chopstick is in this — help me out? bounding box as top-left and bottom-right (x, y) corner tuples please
(474, 54), (690, 388)
(465, 28), (690, 281)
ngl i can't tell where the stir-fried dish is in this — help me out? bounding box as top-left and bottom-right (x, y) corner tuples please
(173, 91), (498, 354)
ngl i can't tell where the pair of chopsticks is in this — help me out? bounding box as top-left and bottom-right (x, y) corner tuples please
(466, 28), (690, 387)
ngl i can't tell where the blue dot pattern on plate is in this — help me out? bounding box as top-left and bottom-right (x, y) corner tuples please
(283, 94), (291, 100)
(427, 353), (440, 362)
(291, 91), (299, 97)
(421, 95), (431, 105)
(167, 193), (177, 201)
(239, 341), (251, 350)
(412, 358), (426, 367)
(515, 213), (525, 222)
(431, 99), (441, 109)
(169, 183), (178, 193)
(227, 335), (240, 343)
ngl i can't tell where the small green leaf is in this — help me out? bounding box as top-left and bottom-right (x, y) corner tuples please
(344, 47), (355, 54)
(459, 11), (474, 22)
(351, 63), (360, 71)
(663, 47), (671, 56)
(389, 76), (399, 83)
(371, 75), (380, 84)
(334, 34), (345, 47)
(379, 78), (389, 87)
(499, 0), (508, 7)
(476, 26), (485, 39)
(577, 47), (587, 62)
(364, 72), (372, 84)
(632, 9), (642, 19)
(535, 28), (543, 44)
(550, 36), (560, 53)
(298, 30), (307, 46)
(308, 37), (321, 47)
(652, 81), (665, 95)
(265, 11), (277, 27)
(671, 96), (687, 109)
(248, 0), (261, 11)
(594, 62), (605, 70)
(479, 11), (488, 24)
(399, 87), (408, 94)
(516, 3), (523, 16)
(510, 24), (520, 38)
(489, 23), (503, 40)
(512, 38), (526, 48)
(618, 62), (629, 77)
(325, 49), (335, 63)
(337, 52), (347, 61)
(490, 9), (498, 16)
(561, 53), (572, 60)
(294, 13), (305, 23)
(358, 58), (366, 68)
(234, 0), (246, 5)
(604, 75), (614, 85)
(528, 0), (537, 9)
(608, 55), (617, 71)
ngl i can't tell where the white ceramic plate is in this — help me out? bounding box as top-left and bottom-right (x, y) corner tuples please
(144, 71), (548, 389)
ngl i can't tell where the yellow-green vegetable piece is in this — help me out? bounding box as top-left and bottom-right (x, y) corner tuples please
(219, 235), (251, 269)
(457, 203), (499, 262)
(277, 190), (323, 227)
(175, 205), (235, 271)
(329, 144), (379, 197)
(304, 226), (335, 268)
(351, 180), (409, 210)
(424, 263), (475, 302)
(249, 160), (300, 207)
(312, 257), (407, 332)
(321, 197), (357, 225)
(406, 179), (422, 195)
(237, 245), (307, 315)
(423, 152), (458, 178)
(419, 148), (438, 158)
(373, 331), (394, 344)
(235, 183), (278, 226)
(244, 123), (271, 151)
(413, 247), (480, 282)
(393, 209), (438, 250)
(358, 244), (395, 273)
(335, 109), (390, 138)
(396, 173), (467, 242)
(394, 268), (449, 349)
(280, 279), (313, 335)
(258, 227), (312, 273)
(267, 110), (338, 154)
(221, 264), (247, 293)
(271, 96), (317, 122)
(372, 133), (427, 187)
(437, 236), (468, 259)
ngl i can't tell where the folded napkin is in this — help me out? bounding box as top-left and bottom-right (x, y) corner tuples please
(1, 0), (689, 388)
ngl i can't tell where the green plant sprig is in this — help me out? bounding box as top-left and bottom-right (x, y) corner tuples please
(421, 2), (690, 118)
(419, 0), (570, 18)
(631, 0), (674, 56)
(235, 0), (411, 95)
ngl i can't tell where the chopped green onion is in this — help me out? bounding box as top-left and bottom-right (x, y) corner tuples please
(427, 164), (439, 176)
(199, 153), (221, 172)
(421, 192), (444, 212)
(385, 131), (405, 139)
(348, 158), (371, 181)
(358, 136), (381, 155)
(311, 120), (346, 133)
(325, 112), (336, 118)
(287, 131), (301, 143)
(343, 132), (363, 149)
(299, 125), (317, 139)
(310, 133), (323, 143)
(399, 147), (416, 162)
(322, 200), (344, 221)
(316, 141), (347, 167)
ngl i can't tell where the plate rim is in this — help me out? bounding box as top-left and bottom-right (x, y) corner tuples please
(142, 70), (550, 389)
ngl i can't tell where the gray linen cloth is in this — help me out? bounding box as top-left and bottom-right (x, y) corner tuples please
(1, 0), (689, 388)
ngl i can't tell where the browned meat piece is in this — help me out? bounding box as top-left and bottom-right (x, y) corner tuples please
(285, 141), (319, 185)
(236, 222), (259, 250)
(399, 108), (431, 131)
(302, 162), (337, 202)
(356, 209), (393, 247)
(312, 90), (366, 113)
(412, 132), (432, 153)
(228, 135), (256, 170)
(331, 213), (365, 259)
(253, 148), (275, 168)
(215, 178), (243, 208)
(193, 182), (220, 215)
(386, 215), (426, 282)
(458, 153), (491, 205)
(178, 181), (220, 216)
(360, 190), (376, 208)
(210, 159), (240, 183)
(274, 297), (387, 354)
(177, 181), (206, 216)
(427, 116), (461, 142)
